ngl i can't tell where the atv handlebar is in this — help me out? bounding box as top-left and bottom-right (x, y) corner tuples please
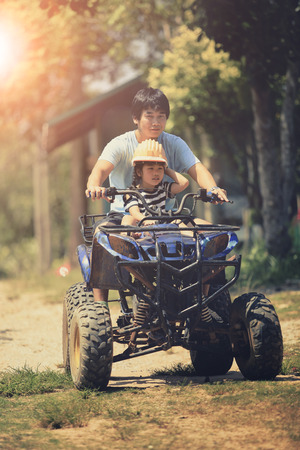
(104, 187), (232, 218)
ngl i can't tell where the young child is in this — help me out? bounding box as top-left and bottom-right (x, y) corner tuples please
(122, 139), (214, 306)
(121, 139), (189, 230)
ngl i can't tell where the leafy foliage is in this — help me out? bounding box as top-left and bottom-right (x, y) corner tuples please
(148, 25), (254, 196)
(149, 26), (246, 132)
(190, 0), (300, 80)
(0, 129), (71, 276)
(237, 241), (300, 288)
(0, 127), (34, 245)
(188, 0), (300, 258)
(0, 127), (36, 277)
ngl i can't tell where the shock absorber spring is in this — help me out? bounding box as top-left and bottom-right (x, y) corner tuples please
(201, 305), (212, 323)
(135, 299), (150, 326)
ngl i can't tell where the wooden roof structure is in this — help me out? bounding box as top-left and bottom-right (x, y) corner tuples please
(42, 75), (146, 152)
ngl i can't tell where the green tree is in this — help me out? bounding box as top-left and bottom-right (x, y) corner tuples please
(148, 26), (259, 209)
(189, 0), (300, 257)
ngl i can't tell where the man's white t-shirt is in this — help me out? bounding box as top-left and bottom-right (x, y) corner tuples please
(98, 130), (200, 212)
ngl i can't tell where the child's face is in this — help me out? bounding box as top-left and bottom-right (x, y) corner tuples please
(134, 108), (167, 142)
(137, 162), (165, 188)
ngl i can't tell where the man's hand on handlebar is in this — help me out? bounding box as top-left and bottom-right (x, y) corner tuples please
(207, 187), (229, 205)
(85, 187), (114, 202)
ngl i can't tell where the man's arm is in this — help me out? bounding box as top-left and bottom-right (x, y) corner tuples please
(85, 159), (114, 201)
(188, 162), (228, 202)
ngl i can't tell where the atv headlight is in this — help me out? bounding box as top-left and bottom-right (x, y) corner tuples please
(95, 231), (143, 261)
(108, 235), (140, 260)
(202, 233), (229, 258)
(201, 231), (238, 259)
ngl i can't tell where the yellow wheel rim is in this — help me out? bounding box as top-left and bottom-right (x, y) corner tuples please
(74, 325), (80, 370)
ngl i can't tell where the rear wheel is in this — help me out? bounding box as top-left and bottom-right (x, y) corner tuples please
(69, 302), (113, 390)
(230, 292), (283, 380)
(62, 283), (94, 370)
(190, 333), (233, 377)
(208, 286), (231, 324)
(190, 286), (233, 376)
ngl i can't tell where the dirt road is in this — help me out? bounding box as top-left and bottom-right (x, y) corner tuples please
(1, 281), (299, 387)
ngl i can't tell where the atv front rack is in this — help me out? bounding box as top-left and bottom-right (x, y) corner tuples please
(108, 227), (241, 308)
(96, 222), (241, 358)
(79, 213), (106, 245)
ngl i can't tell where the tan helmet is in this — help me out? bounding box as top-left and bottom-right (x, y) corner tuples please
(132, 139), (168, 167)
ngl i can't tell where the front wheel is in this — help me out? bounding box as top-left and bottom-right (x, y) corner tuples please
(69, 302), (113, 390)
(230, 292), (283, 380)
(62, 282), (94, 370)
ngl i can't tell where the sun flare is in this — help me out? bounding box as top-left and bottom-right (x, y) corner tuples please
(0, 22), (24, 79)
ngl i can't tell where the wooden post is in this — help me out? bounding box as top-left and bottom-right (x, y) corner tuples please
(69, 136), (88, 267)
(87, 121), (106, 216)
(34, 129), (52, 273)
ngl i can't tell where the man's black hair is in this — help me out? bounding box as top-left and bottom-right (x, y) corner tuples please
(132, 87), (170, 120)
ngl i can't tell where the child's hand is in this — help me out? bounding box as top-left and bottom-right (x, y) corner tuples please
(142, 220), (156, 226)
(131, 231), (143, 239)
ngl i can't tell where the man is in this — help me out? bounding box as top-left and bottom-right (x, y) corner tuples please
(86, 87), (228, 301)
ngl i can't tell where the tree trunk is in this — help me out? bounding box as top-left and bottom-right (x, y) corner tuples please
(245, 131), (262, 219)
(250, 79), (291, 257)
(280, 60), (299, 220)
(34, 141), (52, 273)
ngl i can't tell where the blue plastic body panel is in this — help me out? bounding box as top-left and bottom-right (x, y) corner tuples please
(77, 244), (92, 283)
(77, 223), (238, 285)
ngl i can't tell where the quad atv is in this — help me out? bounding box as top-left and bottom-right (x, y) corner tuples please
(63, 188), (283, 389)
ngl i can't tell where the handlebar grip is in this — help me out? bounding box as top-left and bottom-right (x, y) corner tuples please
(196, 188), (216, 203)
(206, 191), (219, 203)
(105, 187), (112, 197)
(205, 189), (233, 204)
(105, 187), (117, 198)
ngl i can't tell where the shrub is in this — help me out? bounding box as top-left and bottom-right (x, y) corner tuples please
(236, 240), (300, 288)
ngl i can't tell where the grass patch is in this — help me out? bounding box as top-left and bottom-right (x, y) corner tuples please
(269, 290), (300, 320)
(152, 363), (196, 377)
(35, 393), (91, 429)
(0, 376), (299, 449)
(0, 367), (72, 397)
(281, 347), (300, 376)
